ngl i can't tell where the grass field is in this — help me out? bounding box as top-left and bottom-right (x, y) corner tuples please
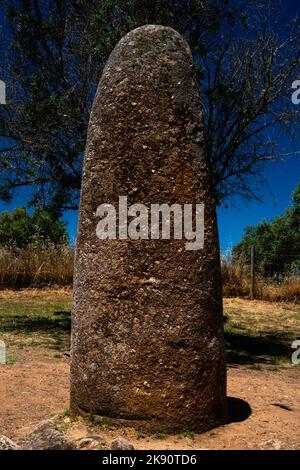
(0, 289), (299, 369)
(0, 289), (72, 363)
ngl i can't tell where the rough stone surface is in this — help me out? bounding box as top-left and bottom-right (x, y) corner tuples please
(111, 438), (135, 450)
(70, 24), (227, 433)
(0, 436), (20, 450)
(77, 435), (108, 450)
(28, 420), (76, 450)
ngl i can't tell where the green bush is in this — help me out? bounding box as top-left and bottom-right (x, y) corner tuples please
(0, 207), (68, 248)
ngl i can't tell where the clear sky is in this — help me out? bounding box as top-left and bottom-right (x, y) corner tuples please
(0, 0), (299, 252)
(218, 156), (300, 253)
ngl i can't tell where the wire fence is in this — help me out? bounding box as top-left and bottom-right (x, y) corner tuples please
(221, 249), (300, 301)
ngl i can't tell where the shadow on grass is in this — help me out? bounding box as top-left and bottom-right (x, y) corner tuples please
(0, 311), (71, 349)
(225, 330), (292, 365)
(0, 310), (293, 364)
(0, 310), (71, 333)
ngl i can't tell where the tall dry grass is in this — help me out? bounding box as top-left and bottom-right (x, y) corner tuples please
(0, 245), (299, 302)
(221, 255), (300, 302)
(221, 255), (250, 297)
(259, 277), (300, 303)
(0, 244), (74, 288)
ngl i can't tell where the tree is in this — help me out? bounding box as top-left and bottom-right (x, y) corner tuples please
(0, 207), (32, 247)
(233, 182), (300, 276)
(0, 206), (68, 247)
(0, 0), (299, 212)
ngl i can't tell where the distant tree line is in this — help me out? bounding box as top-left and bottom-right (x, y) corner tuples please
(0, 207), (68, 248)
(233, 182), (300, 277)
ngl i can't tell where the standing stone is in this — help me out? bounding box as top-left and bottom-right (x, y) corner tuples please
(70, 25), (227, 433)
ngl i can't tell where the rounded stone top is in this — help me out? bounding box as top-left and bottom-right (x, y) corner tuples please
(118, 24), (191, 53)
(100, 24), (193, 79)
(86, 22), (206, 200)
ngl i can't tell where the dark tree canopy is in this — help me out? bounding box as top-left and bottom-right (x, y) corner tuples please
(0, 0), (299, 212)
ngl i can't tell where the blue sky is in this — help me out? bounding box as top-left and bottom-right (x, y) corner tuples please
(218, 156), (300, 253)
(0, 0), (299, 252)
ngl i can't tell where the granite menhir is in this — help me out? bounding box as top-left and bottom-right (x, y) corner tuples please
(70, 25), (227, 433)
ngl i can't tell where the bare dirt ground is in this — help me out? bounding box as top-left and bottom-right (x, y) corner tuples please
(0, 355), (299, 450)
(0, 290), (299, 450)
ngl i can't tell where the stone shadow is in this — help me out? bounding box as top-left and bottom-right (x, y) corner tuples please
(226, 396), (252, 423)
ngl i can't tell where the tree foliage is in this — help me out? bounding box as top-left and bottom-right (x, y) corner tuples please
(233, 182), (300, 276)
(0, 206), (68, 247)
(0, 0), (299, 212)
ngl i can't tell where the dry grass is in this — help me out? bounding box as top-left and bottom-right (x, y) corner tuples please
(260, 278), (300, 303)
(0, 245), (74, 289)
(224, 297), (300, 339)
(221, 257), (250, 297)
(0, 288), (72, 362)
(221, 257), (300, 302)
(223, 297), (300, 366)
(0, 245), (299, 303)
